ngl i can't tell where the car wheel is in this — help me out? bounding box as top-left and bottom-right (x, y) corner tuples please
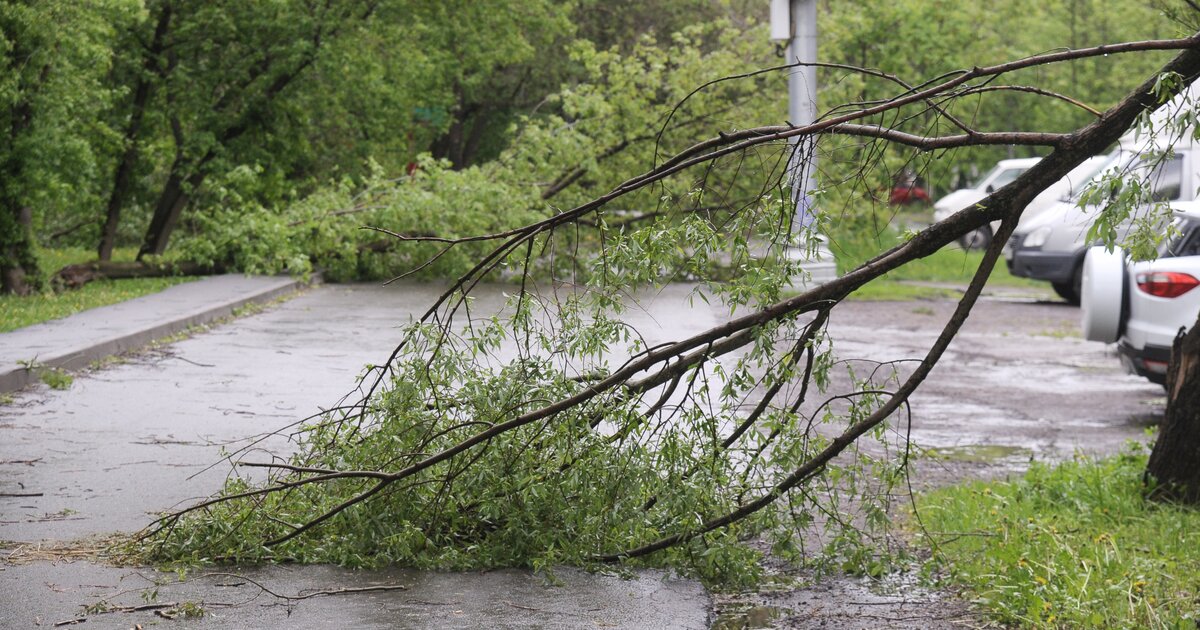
(958, 226), (993, 250)
(1079, 246), (1125, 343)
(1056, 267), (1084, 304)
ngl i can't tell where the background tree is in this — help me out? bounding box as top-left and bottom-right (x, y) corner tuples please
(0, 0), (133, 293)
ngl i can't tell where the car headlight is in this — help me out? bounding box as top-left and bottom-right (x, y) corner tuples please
(1021, 225), (1053, 249)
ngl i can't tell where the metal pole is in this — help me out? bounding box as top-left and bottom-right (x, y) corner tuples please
(787, 0), (818, 230)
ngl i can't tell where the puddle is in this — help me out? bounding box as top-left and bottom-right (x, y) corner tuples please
(710, 603), (791, 629)
(925, 444), (1031, 463)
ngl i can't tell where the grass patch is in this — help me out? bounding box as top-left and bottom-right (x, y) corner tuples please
(915, 447), (1200, 629)
(845, 282), (960, 301)
(828, 227), (1045, 301)
(0, 247), (194, 333)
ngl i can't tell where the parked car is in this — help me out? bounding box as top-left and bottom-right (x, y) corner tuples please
(1006, 132), (1197, 303)
(933, 158), (1039, 249)
(888, 172), (931, 206)
(932, 157), (1107, 251)
(1080, 202), (1200, 385)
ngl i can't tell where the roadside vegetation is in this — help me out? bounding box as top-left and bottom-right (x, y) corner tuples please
(0, 247), (192, 332)
(830, 225), (1047, 300)
(917, 446), (1200, 629)
(1, 0), (1180, 297)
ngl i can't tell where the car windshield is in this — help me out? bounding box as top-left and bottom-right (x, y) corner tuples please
(1164, 217), (1200, 258)
(970, 163), (1031, 189)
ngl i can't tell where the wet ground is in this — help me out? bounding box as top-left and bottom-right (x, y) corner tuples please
(835, 292), (1163, 482)
(0, 282), (1165, 628)
(713, 289), (1166, 630)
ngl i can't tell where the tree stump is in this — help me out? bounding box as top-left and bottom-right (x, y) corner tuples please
(1145, 313), (1200, 503)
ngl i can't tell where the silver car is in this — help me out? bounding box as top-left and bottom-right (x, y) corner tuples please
(934, 156), (1108, 250)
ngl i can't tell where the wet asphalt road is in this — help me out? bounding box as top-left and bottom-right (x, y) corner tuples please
(834, 293), (1163, 480)
(0, 283), (721, 629)
(0, 281), (1165, 628)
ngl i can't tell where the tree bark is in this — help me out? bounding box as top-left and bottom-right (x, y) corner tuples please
(138, 157), (204, 260)
(52, 259), (221, 290)
(0, 204), (36, 295)
(99, 2), (173, 261)
(1145, 313), (1200, 503)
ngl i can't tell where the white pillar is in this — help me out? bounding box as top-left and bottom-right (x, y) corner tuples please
(787, 0), (818, 230)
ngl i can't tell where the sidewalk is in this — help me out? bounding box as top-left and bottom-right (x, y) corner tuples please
(0, 282), (710, 629)
(0, 274), (308, 394)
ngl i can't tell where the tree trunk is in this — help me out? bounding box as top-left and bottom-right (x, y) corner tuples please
(100, 98), (150, 261)
(137, 161), (204, 260)
(52, 259), (221, 290)
(99, 3), (173, 261)
(0, 204), (37, 295)
(1145, 313), (1200, 503)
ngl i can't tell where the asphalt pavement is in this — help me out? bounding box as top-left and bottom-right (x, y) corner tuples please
(0, 276), (1165, 629)
(0, 279), (711, 629)
(0, 274), (306, 393)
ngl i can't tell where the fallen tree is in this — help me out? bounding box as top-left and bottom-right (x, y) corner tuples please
(50, 260), (223, 290)
(140, 33), (1200, 583)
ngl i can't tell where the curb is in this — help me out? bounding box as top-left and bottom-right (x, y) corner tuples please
(0, 275), (315, 395)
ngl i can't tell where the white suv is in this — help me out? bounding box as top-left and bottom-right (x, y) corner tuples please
(933, 158), (1039, 249)
(1080, 202), (1200, 385)
(934, 156), (1108, 250)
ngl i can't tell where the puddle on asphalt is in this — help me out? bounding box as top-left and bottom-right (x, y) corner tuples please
(924, 443), (1031, 463)
(710, 603), (791, 629)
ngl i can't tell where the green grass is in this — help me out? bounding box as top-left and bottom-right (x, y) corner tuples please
(828, 228), (1046, 301)
(915, 448), (1200, 629)
(0, 247), (194, 333)
(843, 282), (961, 301)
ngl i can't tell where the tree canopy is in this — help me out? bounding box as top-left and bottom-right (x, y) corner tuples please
(3, 0), (1194, 294)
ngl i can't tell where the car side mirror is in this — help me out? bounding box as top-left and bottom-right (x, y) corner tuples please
(985, 185), (994, 193)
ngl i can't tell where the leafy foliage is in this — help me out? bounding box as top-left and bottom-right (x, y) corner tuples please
(0, 0), (136, 292)
(143, 176), (913, 586)
(168, 20), (785, 283)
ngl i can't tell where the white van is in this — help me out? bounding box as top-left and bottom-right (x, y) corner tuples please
(1005, 83), (1200, 303)
(933, 156), (1108, 249)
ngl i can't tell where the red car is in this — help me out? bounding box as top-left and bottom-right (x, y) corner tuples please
(889, 175), (931, 205)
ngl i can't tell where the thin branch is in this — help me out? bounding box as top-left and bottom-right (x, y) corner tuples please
(201, 572), (407, 601)
(950, 84), (1103, 116)
(829, 124), (1066, 149)
(597, 209), (1021, 562)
